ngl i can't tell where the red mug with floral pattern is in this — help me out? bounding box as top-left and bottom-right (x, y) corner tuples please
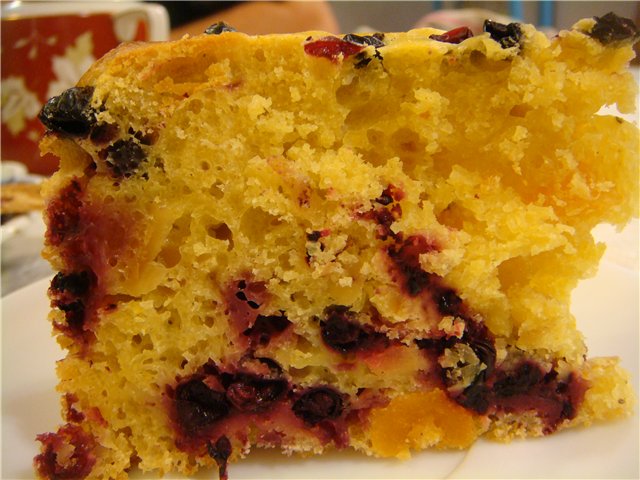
(1, 2), (169, 175)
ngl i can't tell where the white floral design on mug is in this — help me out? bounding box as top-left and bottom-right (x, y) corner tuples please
(0, 76), (41, 136)
(46, 32), (96, 100)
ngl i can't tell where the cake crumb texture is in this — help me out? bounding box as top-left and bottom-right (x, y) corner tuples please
(36, 15), (638, 479)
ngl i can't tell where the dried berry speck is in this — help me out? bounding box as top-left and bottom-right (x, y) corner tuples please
(204, 22), (237, 35)
(225, 373), (287, 412)
(483, 19), (522, 49)
(292, 386), (345, 425)
(320, 305), (388, 353)
(588, 12), (640, 45)
(175, 379), (230, 435)
(105, 138), (146, 178)
(243, 313), (291, 347)
(342, 33), (385, 48)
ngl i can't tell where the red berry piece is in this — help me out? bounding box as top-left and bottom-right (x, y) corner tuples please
(429, 26), (474, 44)
(304, 36), (365, 62)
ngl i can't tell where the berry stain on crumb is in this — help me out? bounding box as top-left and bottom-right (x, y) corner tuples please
(207, 436), (232, 480)
(34, 424), (96, 480)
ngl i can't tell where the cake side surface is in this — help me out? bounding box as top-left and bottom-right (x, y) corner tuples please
(35, 15), (638, 479)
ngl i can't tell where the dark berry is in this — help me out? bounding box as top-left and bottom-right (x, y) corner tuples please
(388, 235), (436, 296)
(292, 387), (345, 425)
(204, 21), (237, 34)
(354, 52), (372, 69)
(362, 188), (404, 240)
(493, 361), (545, 398)
(307, 230), (322, 242)
(457, 383), (491, 414)
(243, 313), (291, 347)
(342, 33), (385, 48)
(375, 193), (393, 206)
(202, 360), (221, 376)
(175, 379), (229, 435)
(589, 12), (639, 45)
(304, 36), (365, 62)
(434, 288), (463, 316)
(469, 337), (496, 380)
(483, 20), (523, 48)
(105, 139), (146, 178)
(131, 128), (159, 146)
(89, 123), (119, 145)
(208, 436), (232, 480)
(58, 300), (86, 331)
(51, 271), (92, 297)
(320, 306), (366, 353)
(430, 26), (474, 44)
(225, 373), (287, 412)
(39, 86), (96, 136)
(254, 357), (284, 375)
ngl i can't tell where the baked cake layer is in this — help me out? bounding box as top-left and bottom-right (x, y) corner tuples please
(35, 15), (638, 479)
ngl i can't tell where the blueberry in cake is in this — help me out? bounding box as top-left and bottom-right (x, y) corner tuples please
(35, 14), (638, 480)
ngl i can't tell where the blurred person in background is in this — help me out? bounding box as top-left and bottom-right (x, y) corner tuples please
(157, 1), (339, 38)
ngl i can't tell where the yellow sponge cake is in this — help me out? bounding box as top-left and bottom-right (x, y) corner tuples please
(35, 14), (638, 479)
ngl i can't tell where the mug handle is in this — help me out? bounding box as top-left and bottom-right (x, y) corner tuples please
(113, 3), (170, 42)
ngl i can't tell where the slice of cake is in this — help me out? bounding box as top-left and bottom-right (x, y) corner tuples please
(35, 14), (638, 479)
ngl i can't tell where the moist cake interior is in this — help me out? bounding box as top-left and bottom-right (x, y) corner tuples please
(35, 14), (638, 480)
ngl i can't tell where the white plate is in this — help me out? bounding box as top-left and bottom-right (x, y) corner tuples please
(1, 223), (638, 479)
